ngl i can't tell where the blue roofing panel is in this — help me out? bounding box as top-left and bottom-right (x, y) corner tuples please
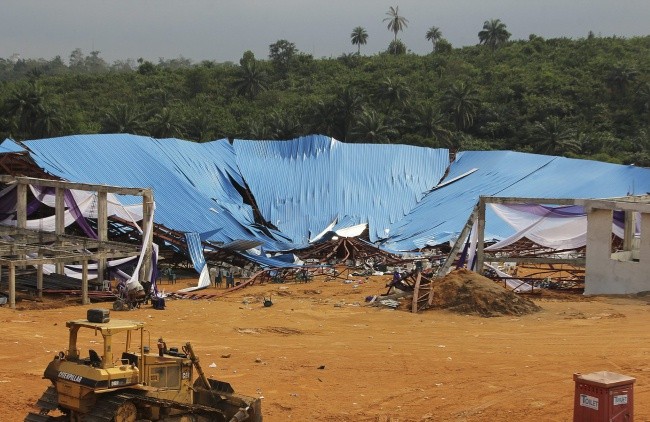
(383, 151), (650, 250)
(0, 139), (27, 153)
(233, 135), (449, 246)
(19, 134), (286, 249)
(12, 135), (650, 253)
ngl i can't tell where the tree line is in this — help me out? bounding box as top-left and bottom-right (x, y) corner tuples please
(0, 11), (648, 166)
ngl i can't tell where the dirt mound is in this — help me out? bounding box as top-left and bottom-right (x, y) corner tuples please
(427, 269), (541, 317)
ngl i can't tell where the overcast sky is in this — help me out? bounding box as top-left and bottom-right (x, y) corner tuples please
(2, 0), (649, 64)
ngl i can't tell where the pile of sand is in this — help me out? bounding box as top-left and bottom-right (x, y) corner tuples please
(426, 269), (541, 317)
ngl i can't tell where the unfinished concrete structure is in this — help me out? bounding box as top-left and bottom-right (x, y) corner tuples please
(579, 197), (650, 295)
(468, 195), (649, 296)
(0, 175), (153, 308)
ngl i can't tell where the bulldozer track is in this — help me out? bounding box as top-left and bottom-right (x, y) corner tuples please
(27, 388), (229, 422)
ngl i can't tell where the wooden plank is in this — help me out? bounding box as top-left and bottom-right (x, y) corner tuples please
(411, 272), (421, 313)
(482, 256), (585, 265)
(0, 175), (151, 196)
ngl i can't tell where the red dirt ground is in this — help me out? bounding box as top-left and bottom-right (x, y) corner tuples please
(2, 272), (649, 421)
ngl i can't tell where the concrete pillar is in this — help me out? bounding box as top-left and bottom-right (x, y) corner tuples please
(138, 192), (153, 283)
(55, 187), (65, 275)
(97, 191), (108, 287)
(16, 183), (27, 230)
(623, 211), (634, 251)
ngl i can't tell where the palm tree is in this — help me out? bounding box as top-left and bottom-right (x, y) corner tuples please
(4, 82), (47, 138)
(425, 26), (442, 52)
(33, 106), (65, 138)
(530, 116), (579, 155)
(233, 61), (269, 99)
(353, 108), (397, 143)
(606, 65), (638, 98)
(350, 26), (369, 55)
(383, 6), (408, 42)
(100, 104), (147, 134)
(478, 19), (511, 50)
(334, 87), (365, 141)
(412, 103), (452, 146)
(149, 107), (184, 138)
(378, 77), (410, 107)
(442, 82), (480, 130)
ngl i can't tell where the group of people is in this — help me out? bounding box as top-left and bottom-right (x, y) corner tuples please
(209, 266), (236, 289)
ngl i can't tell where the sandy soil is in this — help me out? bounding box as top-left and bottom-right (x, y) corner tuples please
(2, 273), (649, 422)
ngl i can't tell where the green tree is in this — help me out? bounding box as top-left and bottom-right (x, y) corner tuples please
(378, 77), (410, 107)
(606, 65), (638, 98)
(269, 39), (298, 73)
(351, 26), (369, 55)
(149, 107), (184, 138)
(333, 87), (365, 141)
(233, 61), (269, 99)
(100, 104), (147, 134)
(530, 116), (579, 155)
(478, 19), (511, 50)
(3, 81), (53, 139)
(33, 106), (65, 138)
(442, 82), (480, 130)
(412, 103), (452, 146)
(387, 40), (407, 55)
(425, 26), (442, 53)
(383, 6), (408, 43)
(353, 108), (397, 143)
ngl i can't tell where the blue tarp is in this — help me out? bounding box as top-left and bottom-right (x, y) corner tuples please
(4, 134), (650, 253)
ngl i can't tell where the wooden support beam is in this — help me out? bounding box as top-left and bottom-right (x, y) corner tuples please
(476, 197), (486, 275)
(9, 264), (15, 309)
(81, 260), (89, 305)
(0, 175), (150, 196)
(37, 250), (43, 299)
(482, 256), (586, 265)
(429, 204), (479, 306)
(411, 272), (421, 313)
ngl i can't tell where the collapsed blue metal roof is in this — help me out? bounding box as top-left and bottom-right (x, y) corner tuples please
(3, 134), (650, 252)
(383, 151), (650, 250)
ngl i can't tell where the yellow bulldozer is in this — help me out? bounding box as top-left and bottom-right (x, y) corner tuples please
(26, 309), (262, 422)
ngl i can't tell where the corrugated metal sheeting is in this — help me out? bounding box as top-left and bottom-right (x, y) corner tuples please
(383, 150), (650, 250)
(3, 135), (650, 252)
(232, 135), (449, 246)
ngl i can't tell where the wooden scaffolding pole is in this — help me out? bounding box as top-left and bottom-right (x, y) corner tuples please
(428, 203), (479, 306)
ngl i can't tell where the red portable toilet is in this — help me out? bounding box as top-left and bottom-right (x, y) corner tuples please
(573, 371), (635, 421)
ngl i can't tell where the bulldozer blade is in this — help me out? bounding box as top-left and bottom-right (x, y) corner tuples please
(24, 412), (53, 422)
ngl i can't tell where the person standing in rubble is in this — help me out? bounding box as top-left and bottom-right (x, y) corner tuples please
(386, 269), (403, 294)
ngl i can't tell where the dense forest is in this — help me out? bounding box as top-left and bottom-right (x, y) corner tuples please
(1, 23), (649, 166)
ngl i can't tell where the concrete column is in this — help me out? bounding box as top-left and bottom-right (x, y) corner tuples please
(16, 183), (27, 230)
(623, 210), (634, 251)
(55, 188), (65, 275)
(97, 191), (108, 287)
(138, 192), (153, 283)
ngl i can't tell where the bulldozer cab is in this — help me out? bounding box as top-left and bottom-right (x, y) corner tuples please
(64, 318), (145, 372)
